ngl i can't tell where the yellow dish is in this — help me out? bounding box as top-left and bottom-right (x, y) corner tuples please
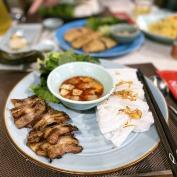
(148, 15), (177, 39)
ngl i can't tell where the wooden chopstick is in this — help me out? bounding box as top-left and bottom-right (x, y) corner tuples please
(136, 69), (177, 176)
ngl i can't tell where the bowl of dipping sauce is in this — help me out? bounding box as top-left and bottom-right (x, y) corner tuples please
(111, 24), (140, 43)
(47, 62), (114, 110)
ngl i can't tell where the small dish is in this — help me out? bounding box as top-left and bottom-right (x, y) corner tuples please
(111, 24), (140, 43)
(43, 18), (63, 30)
(47, 62), (115, 110)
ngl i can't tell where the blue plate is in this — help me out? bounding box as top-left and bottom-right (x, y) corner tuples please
(4, 62), (168, 174)
(55, 20), (145, 58)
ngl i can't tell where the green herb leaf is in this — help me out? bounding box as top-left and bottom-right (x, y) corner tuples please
(30, 77), (59, 103)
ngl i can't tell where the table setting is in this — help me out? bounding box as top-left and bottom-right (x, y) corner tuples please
(0, 0), (177, 177)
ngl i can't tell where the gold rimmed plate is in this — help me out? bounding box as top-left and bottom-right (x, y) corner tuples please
(3, 63), (168, 174)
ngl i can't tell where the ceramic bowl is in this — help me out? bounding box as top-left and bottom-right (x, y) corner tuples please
(47, 62), (115, 110)
(111, 24), (140, 43)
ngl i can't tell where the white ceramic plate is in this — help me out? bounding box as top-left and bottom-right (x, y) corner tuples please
(136, 11), (175, 43)
(4, 64), (168, 175)
(0, 24), (42, 53)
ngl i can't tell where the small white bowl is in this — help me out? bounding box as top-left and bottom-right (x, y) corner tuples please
(47, 62), (115, 110)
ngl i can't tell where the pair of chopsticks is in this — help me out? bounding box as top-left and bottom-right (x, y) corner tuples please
(137, 69), (177, 176)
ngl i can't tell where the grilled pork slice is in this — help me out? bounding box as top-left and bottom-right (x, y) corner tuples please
(47, 124), (78, 144)
(27, 141), (47, 156)
(71, 31), (101, 49)
(28, 135), (82, 159)
(64, 27), (92, 42)
(33, 108), (70, 130)
(28, 124), (78, 144)
(47, 135), (82, 159)
(12, 99), (46, 128)
(11, 95), (38, 107)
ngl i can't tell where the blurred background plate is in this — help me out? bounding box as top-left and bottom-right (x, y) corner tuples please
(136, 11), (175, 44)
(55, 19), (144, 58)
(0, 24), (42, 53)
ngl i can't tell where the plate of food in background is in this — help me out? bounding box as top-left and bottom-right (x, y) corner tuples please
(4, 51), (168, 174)
(55, 17), (144, 58)
(39, 0), (104, 22)
(136, 11), (177, 44)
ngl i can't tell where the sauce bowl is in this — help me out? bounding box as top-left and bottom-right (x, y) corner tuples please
(47, 62), (115, 110)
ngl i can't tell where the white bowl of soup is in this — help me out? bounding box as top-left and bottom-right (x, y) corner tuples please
(47, 62), (115, 110)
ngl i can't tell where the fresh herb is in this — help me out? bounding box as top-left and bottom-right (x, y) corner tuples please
(30, 77), (59, 103)
(31, 51), (99, 103)
(37, 51), (100, 75)
(39, 4), (74, 18)
(86, 16), (128, 30)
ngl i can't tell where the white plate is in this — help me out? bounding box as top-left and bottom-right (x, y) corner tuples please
(0, 24), (42, 53)
(136, 11), (175, 43)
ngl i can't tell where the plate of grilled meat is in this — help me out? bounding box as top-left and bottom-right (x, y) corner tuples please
(4, 57), (168, 174)
(56, 19), (144, 58)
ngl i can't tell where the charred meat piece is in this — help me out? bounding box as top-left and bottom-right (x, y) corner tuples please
(28, 135), (82, 159)
(27, 141), (47, 156)
(12, 99), (46, 128)
(11, 95), (38, 107)
(33, 108), (70, 130)
(47, 124), (78, 144)
(47, 135), (83, 159)
(28, 124), (78, 144)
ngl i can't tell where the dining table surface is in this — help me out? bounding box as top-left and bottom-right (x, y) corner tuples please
(0, 0), (177, 177)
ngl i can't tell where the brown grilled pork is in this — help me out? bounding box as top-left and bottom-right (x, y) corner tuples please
(11, 99), (46, 128)
(28, 124), (78, 144)
(32, 109), (70, 130)
(11, 95), (39, 107)
(47, 135), (83, 159)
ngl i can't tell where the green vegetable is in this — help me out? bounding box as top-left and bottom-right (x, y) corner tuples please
(86, 16), (128, 30)
(31, 51), (99, 103)
(39, 4), (74, 18)
(37, 51), (100, 75)
(30, 77), (59, 103)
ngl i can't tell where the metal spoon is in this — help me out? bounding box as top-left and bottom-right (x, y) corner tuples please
(150, 75), (177, 117)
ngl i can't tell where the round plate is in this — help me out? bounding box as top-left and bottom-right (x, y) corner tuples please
(55, 19), (145, 58)
(4, 64), (168, 175)
(136, 12), (175, 44)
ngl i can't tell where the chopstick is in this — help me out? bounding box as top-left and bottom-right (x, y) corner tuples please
(137, 69), (177, 176)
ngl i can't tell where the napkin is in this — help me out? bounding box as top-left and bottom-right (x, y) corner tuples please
(157, 70), (177, 100)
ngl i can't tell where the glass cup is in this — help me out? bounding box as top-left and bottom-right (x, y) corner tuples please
(133, 0), (154, 17)
(0, 0), (12, 35)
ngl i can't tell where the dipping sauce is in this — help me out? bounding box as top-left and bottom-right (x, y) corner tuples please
(59, 76), (104, 101)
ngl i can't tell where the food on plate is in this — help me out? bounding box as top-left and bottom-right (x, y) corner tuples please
(64, 27), (92, 42)
(148, 15), (177, 39)
(71, 31), (101, 49)
(31, 51), (99, 103)
(11, 96), (46, 128)
(39, 0), (101, 19)
(64, 27), (117, 52)
(118, 106), (142, 119)
(114, 89), (138, 101)
(10, 96), (83, 159)
(97, 68), (154, 147)
(9, 33), (28, 50)
(59, 76), (104, 101)
(86, 16), (128, 30)
(83, 37), (117, 53)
